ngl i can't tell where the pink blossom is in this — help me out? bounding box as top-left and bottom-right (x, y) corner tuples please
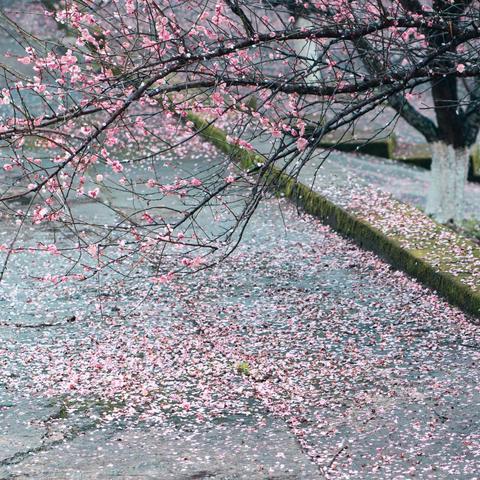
(190, 178), (202, 187)
(296, 137), (309, 152)
(88, 188), (99, 198)
(87, 244), (98, 257)
(211, 92), (224, 105)
(271, 128), (282, 138)
(151, 271), (174, 283)
(142, 212), (155, 224)
(46, 244), (60, 255)
(181, 256), (204, 268)
(108, 160), (124, 173)
(0, 90), (11, 105)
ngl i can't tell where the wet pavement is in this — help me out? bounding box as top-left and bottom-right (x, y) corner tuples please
(1, 196), (479, 479)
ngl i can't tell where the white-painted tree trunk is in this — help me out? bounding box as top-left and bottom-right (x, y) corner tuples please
(426, 142), (469, 224)
(291, 16), (320, 84)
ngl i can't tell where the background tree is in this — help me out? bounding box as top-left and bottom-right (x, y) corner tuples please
(285, 0), (480, 223)
(0, 0), (479, 282)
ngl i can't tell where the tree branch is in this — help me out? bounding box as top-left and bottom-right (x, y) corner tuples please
(224, 0), (255, 38)
(463, 79), (480, 145)
(354, 36), (440, 142)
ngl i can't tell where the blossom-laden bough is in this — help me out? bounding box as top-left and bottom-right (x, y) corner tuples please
(0, 0), (479, 284)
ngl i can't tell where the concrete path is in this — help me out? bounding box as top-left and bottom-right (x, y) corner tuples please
(1, 197), (479, 479)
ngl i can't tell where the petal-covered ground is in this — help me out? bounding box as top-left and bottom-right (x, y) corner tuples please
(0, 3), (478, 478)
(1, 199), (479, 479)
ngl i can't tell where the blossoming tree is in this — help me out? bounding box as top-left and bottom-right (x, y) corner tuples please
(282, 0), (480, 224)
(0, 0), (479, 282)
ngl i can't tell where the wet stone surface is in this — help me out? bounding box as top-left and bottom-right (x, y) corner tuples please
(0, 200), (479, 479)
(5, 420), (321, 480)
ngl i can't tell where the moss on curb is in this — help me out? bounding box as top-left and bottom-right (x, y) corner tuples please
(392, 144), (480, 182)
(187, 113), (480, 318)
(393, 156), (432, 170)
(471, 145), (480, 178)
(310, 132), (480, 183)
(318, 135), (396, 159)
(392, 142), (431, 163)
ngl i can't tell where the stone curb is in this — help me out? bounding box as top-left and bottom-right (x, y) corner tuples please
(317, 133), (480, 182)
(317, 135), (396, 159)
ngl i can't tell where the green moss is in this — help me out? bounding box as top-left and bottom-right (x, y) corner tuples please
(406, 248), (431, 258)
(56, 402), (69, 419)
(395, 157), (432, 169)
(48, 397), (127, 419)
(460, 219), (480, 243)
(245, 96), (258, 112)
(392, 143), (480, 182)
(386, 135), (397, 159)
(236, 361), (251, 376)
(471, 145), (480, 179)
(317, 135), (396, 159)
